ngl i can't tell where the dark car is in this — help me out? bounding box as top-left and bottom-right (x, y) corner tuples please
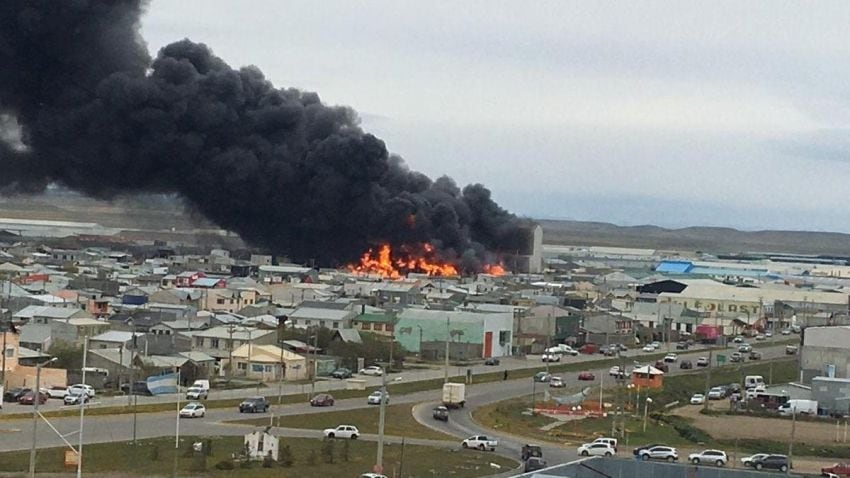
(752, 454), (790, 472)
(749, 350), (763, 360)
(521, 444), (543, 461)
(484, 357), (500, 366)
(679, 360), (693, 369)
(676, 342), (689, 350)
(238, 396), (269, 413)
(727, 383), (742, 395)
(432, 406), (449, 421)
(330, 368), (352, 379)
(310, 393), (335, 407)
(633, 443), (665, 456)
(18, 390), (48, 405)
(3, 387), (30, 403)
(654, 361), (669, 373)
(524, 457), (547, 472)
(121, 381), (152, 396)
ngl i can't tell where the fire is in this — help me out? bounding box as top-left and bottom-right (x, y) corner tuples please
(348, 243), (459, 278)
(483, 263), (507, 276)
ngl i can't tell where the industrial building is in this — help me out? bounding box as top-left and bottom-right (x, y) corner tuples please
(394, 308), (513, 360)
(800, 325), (850, 384)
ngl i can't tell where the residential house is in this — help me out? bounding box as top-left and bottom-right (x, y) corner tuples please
(372, 280), (422, 307)
(257, 265), (315, 284)
(89, 330), (146, 350)
(201, 288), (263, 314)
(86, 348), (137, 384)
(191, 326), (277, 362)
(288, 306), (355, 330)
(148, 288), (203, 308)
(175, 271), (205, 287)
(230, 344), (307, 382)
(394, 309), (513, 360)
(269, 283), (336, 305)
(50, 318), (111, 347)
(12, 305), (93, 324)
(351, 313), (396, 337)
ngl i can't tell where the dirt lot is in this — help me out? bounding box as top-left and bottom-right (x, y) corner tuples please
(676, 404), (850, 446)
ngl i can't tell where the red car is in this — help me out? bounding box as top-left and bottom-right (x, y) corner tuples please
(578, 371), (595, 381)
(822, 463), (850, 476)
(18, 391), (48, 405)
(309, 393), (335, 407)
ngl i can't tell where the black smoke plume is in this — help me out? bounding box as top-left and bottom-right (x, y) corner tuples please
(0, 1), (524, 269)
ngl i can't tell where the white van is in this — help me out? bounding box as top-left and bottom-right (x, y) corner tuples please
(186, 380), (210, 400)
(744, 375), (765, 389)
(778, 399), (818, 416)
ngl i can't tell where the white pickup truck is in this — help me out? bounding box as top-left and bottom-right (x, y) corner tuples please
(462, 435), (498, 451)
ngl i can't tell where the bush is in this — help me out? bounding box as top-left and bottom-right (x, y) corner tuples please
(214, 460), (234, 470)
(148, 445), (159, 461)
(321, 438), (336, 464)
(278, 444), (294, 467)
(307, 449), (317, 466)
(262, 454), (275, 468)
(205, 439), (213, 456)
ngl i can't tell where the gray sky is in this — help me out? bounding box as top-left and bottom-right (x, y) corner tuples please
(141, 1), (850, 232)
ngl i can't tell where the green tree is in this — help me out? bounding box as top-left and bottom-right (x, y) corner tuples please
(47, 341), (84, 371)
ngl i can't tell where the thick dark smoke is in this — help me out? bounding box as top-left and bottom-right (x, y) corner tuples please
(0, 1), (525, 269)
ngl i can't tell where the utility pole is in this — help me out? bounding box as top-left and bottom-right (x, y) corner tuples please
(30, 357), (57, 478)
(76, 337), (88, 478)
(375, 368), (388, 475)
(787, 407), (796, 476)
(444, 317), (450, 384)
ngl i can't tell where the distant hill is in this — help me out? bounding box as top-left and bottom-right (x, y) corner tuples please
(541, 219), (850, 256)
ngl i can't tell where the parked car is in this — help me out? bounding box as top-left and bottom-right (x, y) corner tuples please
(821, 463), (850, 476)
(484, 357), (500, 366)
(751, 454), (790, 472)
(786, 345), (798, 355)
(462, 435), (497, 451)
(432, 406), (449, 421)
(577, 442), (615, 457)
(523, 457), (547, 472)
(359, 366), (384, 376)
(179, 402), (206, 418)
(676, 341), (689, 350)
(653, 361), (669, 373)
(592, 437), (618, 451)
(755, 334), (766, 341)
(521, 444), (543, 461)
(733, 336), (744, 343)
(64, 391), (90, 406)
(238, 396), (269, 413)
(663, 353), (678, 363)
(331, 368), (352, 379)
(19, 390), (48, 405)
(633, 443), (665, 456)
(533, 372), (552, 383)
(741, 453), (769, 467)
(3, 387), (30, 403)
(708, 387), (726, 400)
(781, 329), (791, 335)
(727, 383), (742, 395)
(738, 344), (752, 353)
(323, 425), (359, 439)
(765, 331), (773, 338)
(730, 352), (744, 363)
(680, 360), (693, 369)
(360, 474), (388, 478)
(696, 357), (709, 367)
(186, 386), (208, 400)
(549, 377), (565, 388)
(651, 341), (661, 349)
(44, 386), (68, 399)
(690, 393), (706, 405)
(638, 446), (678, 462)
(310, 393), (335, 407)
(609, 366), (626, 378)
(578, 371), (595, 381)
(68, 384), (95, 398)
(688, 449), (727, 466)
(541, 353), (561, 362)
(641, 345), (655, 352)
(749, 350), (762, 360)
(367, 390), (389, 405)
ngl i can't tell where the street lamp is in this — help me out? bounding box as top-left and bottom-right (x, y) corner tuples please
(643, 397), (653, 432)
(29, 356), (58, 478)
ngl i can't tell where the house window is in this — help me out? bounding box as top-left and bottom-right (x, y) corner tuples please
(362, 323), (371, 330)
(252, 364), (264, 373)
(195, 337), (204, 348)
(264, 365), (272, 372)
(385, 324), (394, 332)
(305, 320), (312, 326)
(211, 338), (220, 349)
(332, 322), (339, 329)
(374, 324), (383, 332)
(4, 347), (13, 358)
(320, 321), (326, 328)
(216, 298), (225, 305)
(238, 362), (247, 370)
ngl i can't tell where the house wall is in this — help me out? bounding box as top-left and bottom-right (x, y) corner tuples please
(801, 346), (849, 384)
(6, 366), (67, 389)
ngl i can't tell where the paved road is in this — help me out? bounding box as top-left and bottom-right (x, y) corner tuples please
(410, 342), (795, 472)
(0, 341), (793, 459)
(2, 335), (794, 414)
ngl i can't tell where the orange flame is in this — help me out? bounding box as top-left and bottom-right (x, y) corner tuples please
(348, 243), (459, 278)
(483, 263), (506, 276)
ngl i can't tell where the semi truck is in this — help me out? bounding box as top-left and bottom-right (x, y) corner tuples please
(442, 383), (466, 408)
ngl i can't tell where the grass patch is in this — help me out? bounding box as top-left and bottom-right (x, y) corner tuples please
(229, 403), (454, 441)
(0, 435), (517, 477)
